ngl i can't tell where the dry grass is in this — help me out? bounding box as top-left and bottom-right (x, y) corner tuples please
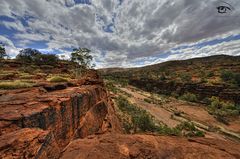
(47, 76), (69, 83)
(0, 80), (34, 89)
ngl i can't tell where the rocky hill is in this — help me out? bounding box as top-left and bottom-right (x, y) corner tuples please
(0, 60), (240, 159)
(100, 55), (240, 103)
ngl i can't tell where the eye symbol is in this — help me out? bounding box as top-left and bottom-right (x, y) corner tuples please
(217, 6), (231, 13)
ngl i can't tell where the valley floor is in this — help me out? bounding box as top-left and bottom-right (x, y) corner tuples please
(114, 84), (240, 142)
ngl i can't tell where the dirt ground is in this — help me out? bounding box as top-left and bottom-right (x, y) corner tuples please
(116, 85), (240, 142)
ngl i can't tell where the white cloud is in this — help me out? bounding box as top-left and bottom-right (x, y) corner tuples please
(0, 0), (240, 67)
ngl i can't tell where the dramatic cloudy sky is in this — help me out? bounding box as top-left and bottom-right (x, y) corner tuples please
(0, 0), (240, 68)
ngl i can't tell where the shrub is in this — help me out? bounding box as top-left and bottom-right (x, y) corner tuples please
(16, 48), (42, 63)
(0, 45), (7, 59)
(34, 54), (58, 65)
(179, 92), (198, 102)
(47, 76), (69, 83)
(220, 70), (234, 82)
(132, 110), (156, 132)
(207, 71), (214, 77)
(0, 72), (16, 80)
(116, 96), (156, 132)
(19, 73), (35, 79)
(220, 70), (240, 87)
(180, 73), (192, 83)
(0, 80), (34, 89)
(159, 74), (166, 81)
(16, 48), (58, 65)
(144, 98), (152, 104)
(208, 97), (240, 122)
(234, 73), (240, 86)
(176, 121), (205, 137)
(116, 96), (205, 137)
(105, 81), (118, 93)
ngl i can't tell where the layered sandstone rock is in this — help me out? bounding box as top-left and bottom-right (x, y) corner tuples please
(0, 71), (122, 158)
(129, 78), (240, 103)
(60, 133), (240, 159)
(0, 128), (60, 159)
(1, 70), (240, 159)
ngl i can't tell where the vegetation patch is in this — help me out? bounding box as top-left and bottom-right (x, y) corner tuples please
(19, 73), (35, 79)
(176, 122), (205, 137)
(0, 80), (35, 89)
(144, 98), (152, 104)
(115, 96), (204, 137)
(179, 92), (198, 103)
(208, 96), (240, 124)
(105, 81), (119, 93)
(220, 70), (240, 87)
(103, 76), (129, 87)
(116, 96), (157, 133)
(47, 76), (69, 83)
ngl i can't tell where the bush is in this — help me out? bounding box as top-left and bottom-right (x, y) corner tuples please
(0, 80), (34, 89)
(220, 70), (234, 82)
(207, 71), (214, 77)
(132, 110), (156, 132)
(105, 81), (118, 93)
(208, 97), (240, 121)
(16, 48), (58, 65)
(0, 45), (7, 59)
(19, 73), (35, 79)
(116, 96), (156, 132)
(179, 92), (198, 102)
(176, 121), (205, 137)
(180, 73), (192, 83)
(116, 96), (205, 137)
(34, 54), (58, 65)
(16, 48), (42, 63)
(0, 72), (16, 80)
(234, 73), (240, 86)
(144, 98), (152, 103)
(220, 70), (240, 87)
(47, 76), (69, 83)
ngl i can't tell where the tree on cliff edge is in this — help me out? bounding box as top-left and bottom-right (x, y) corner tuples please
(71, 48), (94, 77)
(0, 44), (7, 59)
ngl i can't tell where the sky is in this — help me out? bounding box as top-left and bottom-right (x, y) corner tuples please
(0, 0), (240, 68)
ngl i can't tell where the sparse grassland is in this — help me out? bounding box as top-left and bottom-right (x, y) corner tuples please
(179, 92), (198, 103)
(0, 80), (35, 89)
(115, 95), (204, 137)
(47, 76), (69, 83)
(208, 96), (240, 124)
(19, 73), (35, 79)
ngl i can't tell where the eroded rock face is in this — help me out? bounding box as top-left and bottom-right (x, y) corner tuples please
(129, 79), (240, 104)
(60, 133), (240, 159)
(0, 71), (122, 158)
(0, 128), (60, 159)
(1, 70), (240, 159)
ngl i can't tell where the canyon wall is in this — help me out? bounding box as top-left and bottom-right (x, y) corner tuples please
(0, 72), (121, 159)
(129, 78), (240, 104)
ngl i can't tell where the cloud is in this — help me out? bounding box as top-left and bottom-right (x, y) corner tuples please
(0, 35), (20, 57)
(0, 0), (240, 67)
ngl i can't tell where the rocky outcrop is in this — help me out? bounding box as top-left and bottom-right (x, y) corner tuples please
(1, 70), (240, 159)
(0, 128), (60, 159)
(129, 78), (240, 103)
(0, 71), (122, 158)
(60, 133), (240, 159)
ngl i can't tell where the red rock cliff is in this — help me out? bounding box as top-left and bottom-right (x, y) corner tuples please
(0, 71), (121, 158)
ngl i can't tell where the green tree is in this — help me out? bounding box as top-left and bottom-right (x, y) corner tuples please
(71, 48), (94, 77)
(71, 48), (93, 68)
(220, 70), (234, 82)
(16, 48), (42, 63)
(16, 48), (58, 65)
(0, 45), (7, 59)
